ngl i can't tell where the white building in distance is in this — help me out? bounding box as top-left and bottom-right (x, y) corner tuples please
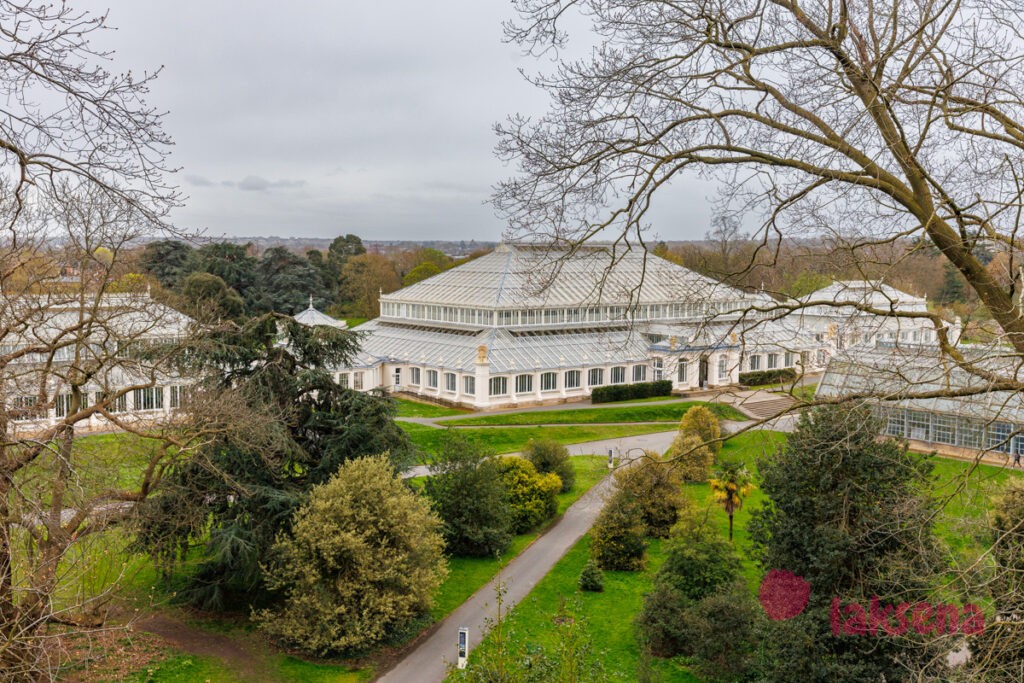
(3, 292), (193, 435)
(794, 280), (949, 352)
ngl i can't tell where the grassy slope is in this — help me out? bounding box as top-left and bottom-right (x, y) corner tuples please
(394, 397), (469, 418)
(441, 402), (745, 426)
(400, 423), (675, 459)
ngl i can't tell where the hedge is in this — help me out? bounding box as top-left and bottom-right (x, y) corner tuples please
(738, 368), (798, 386)
(591, 379), (673, 404)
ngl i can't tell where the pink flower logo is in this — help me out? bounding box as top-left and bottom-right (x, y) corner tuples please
(759, 569), (811, 620)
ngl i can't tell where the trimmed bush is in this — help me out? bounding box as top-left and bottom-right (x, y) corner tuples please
(590, 489), (647, 570)
(257, 455), (447, 655)
(665, 432), (715, 482)
(634, 582), (692, 657)
(738, 367), (797, 386)
(614, 455), (685, 537)
(590, 379), (673, 403)
(497, 457), (561, 533)
(678, 405), (722, 455)
(657, 535), (741, 602)
(578, 559), (605, 592)
(524, 439), (575, 493)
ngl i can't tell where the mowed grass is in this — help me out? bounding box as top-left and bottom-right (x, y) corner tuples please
(441, 401), (745, 426)
(400, 423), (676, 459)
(127, 654), (240, 682)
(128, 653), (373, 682)
(433, 455), (608, 619)
(460, 536), (698, 682)
(394, 397), (469, 418)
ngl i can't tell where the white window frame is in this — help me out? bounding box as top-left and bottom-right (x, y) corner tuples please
(426, 370), (438, 389)
(610, 366), (626, 384)
(515, 374), (533, 394)
(489, 376), (508, 396)
(540, 371), (558, 392)
(463, 376), (475, 395)
(588, 368), (604, 386)
(444, 372), (457, 393)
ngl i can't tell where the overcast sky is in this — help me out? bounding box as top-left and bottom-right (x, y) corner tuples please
(79, 1), (714, 242)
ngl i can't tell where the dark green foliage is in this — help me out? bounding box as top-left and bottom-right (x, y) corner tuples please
(524, 439), (575, 493)
(634, 582), (691, 658)
(636, 534), (744, 660)
(180, 272), (245, 321)
(424, 432), (512, 557)
(678, 583), (762, 683)
(248, 246), (330, 315)
(748, 404), (943, 682)
(139, 240), (195, 288)
(590, 380), (673, 403)
(969, 480), (1024, 681)
(938, 261), (968, 304)
(578, 560), (604, 592)
(192, 242), (259, 303)
(737, 367), (797, 386)
(656, 536), (740, 602)
(590, 490), (647, 570)
(135, 315), (415, 609)
(496, 457), (561, 533)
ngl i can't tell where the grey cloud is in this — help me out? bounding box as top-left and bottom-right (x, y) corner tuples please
(80, 0), (713, 241)
(185, 174), (215, 187)
(237, 175), (306, 192)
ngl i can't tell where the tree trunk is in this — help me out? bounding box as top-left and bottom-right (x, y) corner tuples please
(728, 513), (734, 542)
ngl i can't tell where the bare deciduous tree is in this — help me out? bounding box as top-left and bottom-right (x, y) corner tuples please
(497, 0), (1024, 364)
(0, 3), (182, 679)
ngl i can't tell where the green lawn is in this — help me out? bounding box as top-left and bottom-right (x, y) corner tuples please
(400, 423), (676, 459)
(344, 317), (369, 328)
(394, 397), (469, 418)
(128, 654), (241, 682)
(456, 536), (698, 682)
(440, 401), (744, 427)
(433, 455), (608, 619)
(601, 394), (681, 404)
(127, 652), (373, 682)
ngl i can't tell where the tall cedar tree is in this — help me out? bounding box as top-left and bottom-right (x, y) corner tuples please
(135, 315), (415, 609)
(748, 404), (945, 682)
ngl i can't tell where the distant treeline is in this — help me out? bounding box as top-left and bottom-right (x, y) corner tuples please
(135, 235), (492, 322)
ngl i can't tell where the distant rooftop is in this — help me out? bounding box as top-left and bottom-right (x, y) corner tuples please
(293, 297), (348, 330)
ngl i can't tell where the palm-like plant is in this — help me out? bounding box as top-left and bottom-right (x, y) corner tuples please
(708, 462), (756, 542)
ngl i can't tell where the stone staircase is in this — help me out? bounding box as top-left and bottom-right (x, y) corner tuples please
(720, 391), (799, 420)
